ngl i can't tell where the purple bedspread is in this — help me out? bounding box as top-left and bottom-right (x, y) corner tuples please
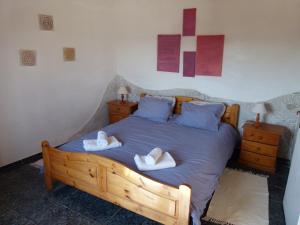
(59, 116), (239, 225)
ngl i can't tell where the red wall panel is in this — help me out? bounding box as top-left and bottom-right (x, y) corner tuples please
(195, 35), (225, 76)
(157, 35), (181, 73)
(183, 52), (196, 77)
(183, 8), (196, 36)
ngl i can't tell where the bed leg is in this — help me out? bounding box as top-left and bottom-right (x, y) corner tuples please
(178, 184), (192, 225)
(42, 140), (53, 190)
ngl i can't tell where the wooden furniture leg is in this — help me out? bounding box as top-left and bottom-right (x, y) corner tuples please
(42, 140), (54, 190)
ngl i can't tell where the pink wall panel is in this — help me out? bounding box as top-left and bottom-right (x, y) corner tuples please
(195, 35), (225, 76)
(157, 35), (181, 73)
(183, 52), (196, 77)
(182, 8), (196, 36)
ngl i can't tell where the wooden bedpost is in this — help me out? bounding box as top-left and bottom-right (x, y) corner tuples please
(178, 184), (192, 225)
(229, 104), (240, 128)
(42, 140), (53, 190)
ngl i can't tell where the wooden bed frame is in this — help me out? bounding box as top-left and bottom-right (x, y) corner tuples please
(42, 95), (239, 225)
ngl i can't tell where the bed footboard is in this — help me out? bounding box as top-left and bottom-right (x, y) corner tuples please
(42, 141), (191, 225)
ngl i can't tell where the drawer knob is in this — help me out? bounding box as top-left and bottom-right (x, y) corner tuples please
(89, 169), (95, 178)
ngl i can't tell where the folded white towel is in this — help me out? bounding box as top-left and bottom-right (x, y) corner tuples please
(134, 152), (176, 171)
(97, 131), (108, 147)
(83, 136), (122, 151)
(144, 147), (163, 165)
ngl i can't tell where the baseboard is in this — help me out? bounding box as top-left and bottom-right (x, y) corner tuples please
(0, 152), (42, 173)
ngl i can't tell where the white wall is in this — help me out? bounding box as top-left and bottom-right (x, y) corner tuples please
(113, 0), (300, 102)
(0, 0), (115, 166)
(284, 124), (300, 225)
(1, 0), (300, 166)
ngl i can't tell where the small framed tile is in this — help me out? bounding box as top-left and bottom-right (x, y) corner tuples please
(39, 14), (54, 31)
(20, 50), (36, 66)
(63, 47), (75, 61)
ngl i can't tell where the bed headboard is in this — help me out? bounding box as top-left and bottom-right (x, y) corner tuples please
(140, 94), (240, 128)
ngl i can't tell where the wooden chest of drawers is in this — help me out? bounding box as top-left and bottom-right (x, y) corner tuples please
(239, 122), (285, 173)
(107, 100), (138, 124)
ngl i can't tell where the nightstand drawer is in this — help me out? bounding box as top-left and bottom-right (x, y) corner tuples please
(243, 129), (280, 146)
(109, 114), (127, 124)
(238, 160), (275, 173)
(107, 100), (138, 125)
(108, 104), (131, 115)
(241, 140), (278, 157)
(240, 151), (276, 168)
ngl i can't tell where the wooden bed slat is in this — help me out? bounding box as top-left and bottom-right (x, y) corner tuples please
(104, 192), (178, 225)
(107, 171), (176, 216)
(108, 165), (179, 200)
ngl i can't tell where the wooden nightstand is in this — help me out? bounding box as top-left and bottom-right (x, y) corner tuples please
(107, 100), (138, 124)
(239, 121), (285, 173)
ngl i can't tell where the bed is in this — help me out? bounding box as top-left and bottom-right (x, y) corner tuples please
(42, 96), (240, 225)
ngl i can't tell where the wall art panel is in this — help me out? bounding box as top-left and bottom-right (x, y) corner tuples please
(182, 8), (196, 36)
(63, 47), (76, 61)
(183, 51), (196, 77)
(195, 35), (225, 76)
(39, 14), (54, 31)
(20, 49), (36, 66)
(157, 34), (181, 73)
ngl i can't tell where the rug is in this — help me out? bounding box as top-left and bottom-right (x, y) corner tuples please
(30, 159), (44, 169)
(203, 168), (269, 225)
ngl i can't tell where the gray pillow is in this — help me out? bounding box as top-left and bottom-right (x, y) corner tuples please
(145, 94), (176, 108)
(175, 102), (224, 131)
(190, 100), (226, 117)
(133, 96), (173, 122)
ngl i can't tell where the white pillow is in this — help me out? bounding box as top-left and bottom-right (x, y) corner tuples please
(190, 100), (226, 117)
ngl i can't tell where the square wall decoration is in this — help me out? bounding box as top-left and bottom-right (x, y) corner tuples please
(63, 47), (76, 61)
(39, 14), (54, 31)
(20, 50), (36, 66)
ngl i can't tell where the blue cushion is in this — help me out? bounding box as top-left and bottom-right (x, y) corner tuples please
(133, 96), (173, 122)
(175, 102), (224, 131)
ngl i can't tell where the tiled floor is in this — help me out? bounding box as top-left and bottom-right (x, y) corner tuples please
(0, 159), (289, 225)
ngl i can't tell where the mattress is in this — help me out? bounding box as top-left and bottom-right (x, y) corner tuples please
(59, 116), (239, 225)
